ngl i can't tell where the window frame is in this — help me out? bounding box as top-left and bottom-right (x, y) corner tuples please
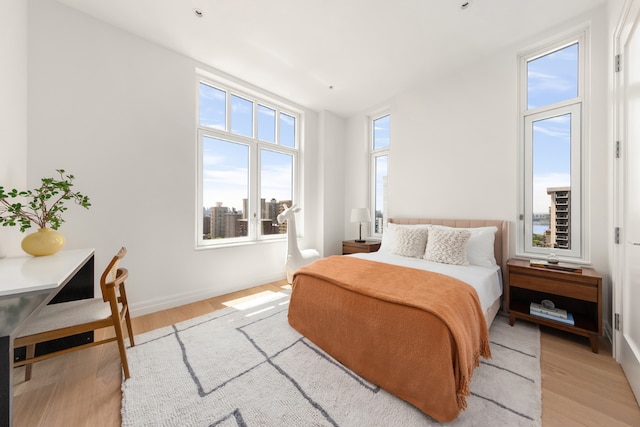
(196, 77), (300, 249)
(517, 29), (590, 262)
(369, 111), (390, 237)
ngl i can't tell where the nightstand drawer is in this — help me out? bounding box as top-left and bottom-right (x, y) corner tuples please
(342, 240), (381, 254)
(509, 272), (598, 302)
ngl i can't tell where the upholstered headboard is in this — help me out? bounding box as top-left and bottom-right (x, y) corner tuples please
(388, 218), (509, 281)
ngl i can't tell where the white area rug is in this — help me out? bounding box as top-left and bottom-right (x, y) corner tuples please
(122, 291), (541, 426)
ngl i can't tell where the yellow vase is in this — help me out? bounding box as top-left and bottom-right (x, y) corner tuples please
(21, 228), (66, 256)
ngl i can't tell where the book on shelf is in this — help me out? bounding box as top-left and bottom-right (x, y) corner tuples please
(530, 309), (575, 325)
(529, 259), (582, 273)
(529, 259), (548, 267)
(530, 302), (568, 319)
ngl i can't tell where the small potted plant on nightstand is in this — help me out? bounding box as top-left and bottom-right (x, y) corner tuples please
(0, 169), (91, 256)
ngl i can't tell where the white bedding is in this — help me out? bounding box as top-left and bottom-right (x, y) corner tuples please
(348, 251), (503, 315)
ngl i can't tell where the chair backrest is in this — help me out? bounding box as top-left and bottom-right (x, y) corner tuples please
(100, 247), (127, 302)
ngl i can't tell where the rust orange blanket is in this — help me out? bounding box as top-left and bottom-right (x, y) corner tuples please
(288, 256), (491, 422)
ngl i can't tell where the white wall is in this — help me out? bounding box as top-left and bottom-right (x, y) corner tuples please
(24, 0), (324, 315)
(345, 5), (612, 326)
(317, 111), (347, 256)
(0, 0), (28, 258)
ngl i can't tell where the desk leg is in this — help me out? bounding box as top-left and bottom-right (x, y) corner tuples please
(0, 334), (12, 426)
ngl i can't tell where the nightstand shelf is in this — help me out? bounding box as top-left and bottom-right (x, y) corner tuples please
(506, 258), (602, 353)
(342, 240), (381, 255)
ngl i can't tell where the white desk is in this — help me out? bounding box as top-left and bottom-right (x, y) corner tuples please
(0, 249), (94, 426)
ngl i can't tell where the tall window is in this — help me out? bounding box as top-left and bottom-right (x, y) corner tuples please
(519, 32), (587, 259)
(370, 113), (390, 235)
(197, 79), (299, 247)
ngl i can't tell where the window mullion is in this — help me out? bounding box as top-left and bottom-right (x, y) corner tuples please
(249, 142), (259, 240)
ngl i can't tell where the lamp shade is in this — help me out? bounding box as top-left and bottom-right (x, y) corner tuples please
(350, 208), (371, 223)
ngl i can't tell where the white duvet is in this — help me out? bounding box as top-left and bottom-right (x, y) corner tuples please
(348, 251), (503, 314)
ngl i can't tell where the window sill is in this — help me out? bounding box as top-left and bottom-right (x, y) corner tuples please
(195, 237), (286, 251)
(514, 252), (592, 266)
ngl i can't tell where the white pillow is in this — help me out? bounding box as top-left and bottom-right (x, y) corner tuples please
(424, 227), (470, 265)
(379, 222), (398, 253)
(393, 226), (429, 258)
(379, 222), (431, 253)
(466, 226), (498, 267)
(429, 225), (498, 267)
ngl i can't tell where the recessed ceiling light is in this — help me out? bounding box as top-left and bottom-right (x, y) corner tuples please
(193, 8), (204, 18)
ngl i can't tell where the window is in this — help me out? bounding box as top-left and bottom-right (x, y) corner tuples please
(197, 79), (299, 246)
(370, 113), (390, 235)
(518, 32), (587, 260)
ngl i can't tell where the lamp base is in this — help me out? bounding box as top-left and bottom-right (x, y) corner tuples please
(354, 239), (366, 243)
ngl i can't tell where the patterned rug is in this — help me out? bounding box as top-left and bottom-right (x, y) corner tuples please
(121, 290), (541, 426)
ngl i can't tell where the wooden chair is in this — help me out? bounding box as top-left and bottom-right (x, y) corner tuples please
(14, 247), (135, 381)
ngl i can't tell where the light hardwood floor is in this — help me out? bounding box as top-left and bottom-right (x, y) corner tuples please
(12, 280), (640, 426)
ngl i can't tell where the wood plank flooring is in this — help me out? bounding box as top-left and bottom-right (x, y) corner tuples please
(12, 280), (640, 426)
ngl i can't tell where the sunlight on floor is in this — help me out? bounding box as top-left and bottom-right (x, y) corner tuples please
(222, 290), (288, 311)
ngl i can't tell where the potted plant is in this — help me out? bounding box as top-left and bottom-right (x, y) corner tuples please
(0, 169), (91, 256)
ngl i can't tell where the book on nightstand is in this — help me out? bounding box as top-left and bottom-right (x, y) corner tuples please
(530, 302), (568, 319)
(530, 308), (575, 325)
(529, 259), (582, 273)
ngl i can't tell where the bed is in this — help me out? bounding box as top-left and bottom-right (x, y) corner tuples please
(287, 218), (509, 422)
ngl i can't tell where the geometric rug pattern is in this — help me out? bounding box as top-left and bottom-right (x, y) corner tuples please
(122, 290), (541, 426)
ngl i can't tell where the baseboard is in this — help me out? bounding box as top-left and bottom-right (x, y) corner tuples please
(129, 272), (287, 317)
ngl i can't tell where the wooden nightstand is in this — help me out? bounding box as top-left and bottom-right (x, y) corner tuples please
(342, 240), (381, 255)
(506, 258), (602, 353)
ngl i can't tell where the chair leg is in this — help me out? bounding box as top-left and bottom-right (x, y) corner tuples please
(125, 312), (135, 347)
(25, 344), (35, 381)
(113, 322), (130, 380)
(119, 288), (135, 347)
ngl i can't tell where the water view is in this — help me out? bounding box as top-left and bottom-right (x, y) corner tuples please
(533, 224), (549, 235)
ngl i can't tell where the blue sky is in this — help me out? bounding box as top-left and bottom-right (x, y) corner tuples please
(200, 83), (295, 211)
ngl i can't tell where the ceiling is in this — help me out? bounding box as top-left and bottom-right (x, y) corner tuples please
(55, 0), (606, 117)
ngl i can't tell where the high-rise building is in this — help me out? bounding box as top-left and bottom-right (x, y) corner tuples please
(546, 187), (571, 250)
(210, 202), (228, 239)
(261, 198), (280, 235)
(203, 207), (211, 238)
(224, 208), (244, 238)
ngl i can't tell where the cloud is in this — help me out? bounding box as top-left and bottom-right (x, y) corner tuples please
(202, 167), (248, 209)
(532, 172), (570, 212)
(260, 162), (293, 202)
(533, 119), (570, 140)
(199, 83), (225, 101)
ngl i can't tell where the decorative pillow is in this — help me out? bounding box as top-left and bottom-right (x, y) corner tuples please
(466, 226), (498, 267)
(393, 226), (429, 258)
(379, 222), (430, 253)
(424, 227), (471, 265)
